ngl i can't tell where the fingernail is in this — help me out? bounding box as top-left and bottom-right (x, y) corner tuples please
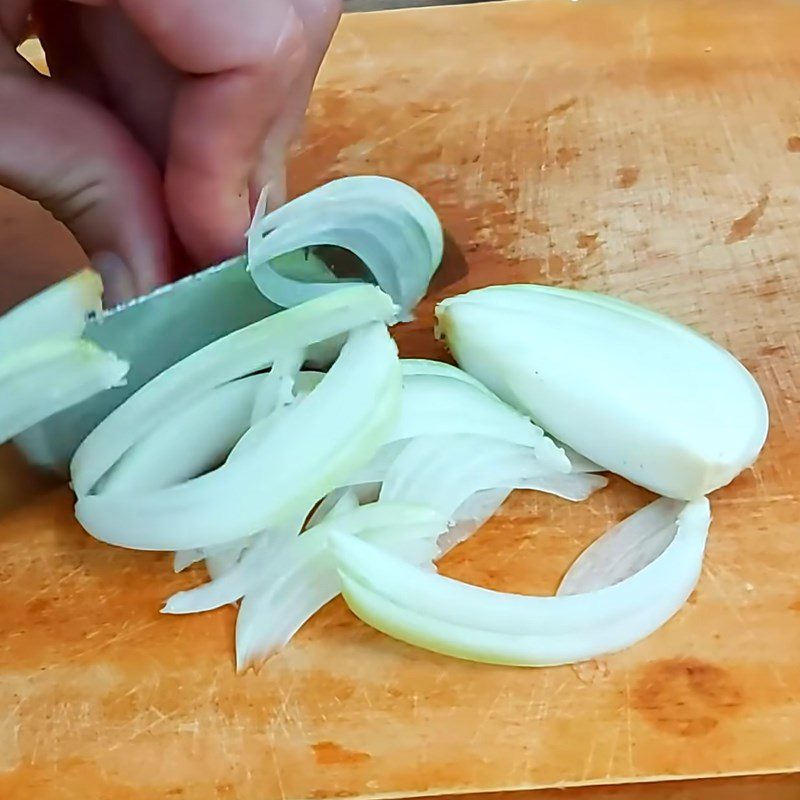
(90, 251), (137, 308)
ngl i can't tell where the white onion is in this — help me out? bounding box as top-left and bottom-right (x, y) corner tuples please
(436, 285), (768, 499)
(379, 434), (599, 521)
(0, 269), (102, 359)
(71, 284), (395, 496)
(0, 339), (127, 444)
(75, 322), (401, 550)
(0, 270), (127, 446)
(247, 176), (443, 320)
(98, 376), (261, 495)
(235, 502), (448, 671)
(332, 497), (710, 665)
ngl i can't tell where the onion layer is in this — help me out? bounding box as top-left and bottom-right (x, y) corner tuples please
(332, 497), (710, 665)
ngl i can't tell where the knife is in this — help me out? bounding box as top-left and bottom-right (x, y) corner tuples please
(14, 255), (278, 474)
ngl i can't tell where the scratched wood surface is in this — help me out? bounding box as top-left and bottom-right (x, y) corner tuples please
(1, 1), (800, 798)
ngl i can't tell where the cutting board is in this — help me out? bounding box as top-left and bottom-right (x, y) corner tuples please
(1, 1), (799, 798)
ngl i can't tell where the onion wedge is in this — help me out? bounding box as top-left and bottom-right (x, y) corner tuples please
(436, 285), (768, 499)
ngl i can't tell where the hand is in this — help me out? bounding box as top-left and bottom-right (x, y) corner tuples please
(0, 0), (341, 302)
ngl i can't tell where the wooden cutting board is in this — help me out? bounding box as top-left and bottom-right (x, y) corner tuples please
(1, 1), (799, 798)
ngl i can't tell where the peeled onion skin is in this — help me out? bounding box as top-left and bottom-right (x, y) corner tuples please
(435, 285), (769, 500)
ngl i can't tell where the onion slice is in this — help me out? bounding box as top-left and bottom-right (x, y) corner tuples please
(76, 322), (401, 550)
(389, 374), (569, 464)
(0, 269), (102, 359)
(163, 513), (308, 614)
(247, 177), (443, 320)
(379, 434), (599, 520)
(71, 284), (395, 496)
(0, 339), (127, 444)
(235, 502), (448, 671)
(331, 497), (710, 665)
(98, 376), (261, 495)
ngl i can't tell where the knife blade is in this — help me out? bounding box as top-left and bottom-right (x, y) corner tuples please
(15, 255), (278, 474)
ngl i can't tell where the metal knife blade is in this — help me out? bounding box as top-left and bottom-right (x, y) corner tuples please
(15, 255), (278, 473)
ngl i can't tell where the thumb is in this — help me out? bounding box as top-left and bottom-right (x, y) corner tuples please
(0, 69), (171, 304)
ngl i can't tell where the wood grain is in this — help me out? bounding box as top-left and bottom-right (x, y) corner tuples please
(1, 1), (800, 798)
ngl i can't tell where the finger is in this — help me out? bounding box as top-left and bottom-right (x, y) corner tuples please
(165, 51), (304, 264)
(68, 2), (180, 165)
(118, 0), (304, 75)
(118, 0), (308, 265)
(250, 0), (342, 209)
(0, 69), (171, 301)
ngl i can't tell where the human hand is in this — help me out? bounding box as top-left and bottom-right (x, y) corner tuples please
(0, 0), (341, 302)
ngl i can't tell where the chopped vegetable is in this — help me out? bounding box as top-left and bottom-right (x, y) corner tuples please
(75, 321), (401, 550)
(0, 270), (128, 446)
(331, 498), (710, 665)
(0, 175), (769, 674)
(71, 284), (396, 496)
(247, 176), (443, 320)
(0, 269), (102, 359)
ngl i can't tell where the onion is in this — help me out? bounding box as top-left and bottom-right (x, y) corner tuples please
(0, 271), (127, 445)
(71, 284), (395, 496)
(235, 502), (448, 671)
(163, 513), (308, 614)
(75, 322), (401, 550)
(247, 176), (443, 320)
(1, 176), (765, 674)
(0, 340), (127, 444)
(98, 376), (261, 495)
(379, 434), (602, 522)
(0, 269), (102, 359)
(331, 497), (710, 666)
(436, 285), (768, 499)
(389, 373), (569, 459)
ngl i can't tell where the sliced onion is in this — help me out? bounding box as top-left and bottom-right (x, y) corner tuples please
(388, 374), (569, 467)
(436, 487), (512, 556)
(331, 497), (710, 665)
(557, 497), (685, 594)
(249, 349), (305, 424)
(247, 176), (443, 320)
(75, 322), (401, 550)
(0, 339), (127, 444)
(163, 512), (308, 614)
(235, 502), (448, 671)
(0, 269), (102, 360)
(71, 284), (395, 496)
(174, 549), (203, 573)
(306, 487), (360, 529)
(98, 376), (261, 495)
(400, 358), (494, 396)
(380, 434), (589, 520)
